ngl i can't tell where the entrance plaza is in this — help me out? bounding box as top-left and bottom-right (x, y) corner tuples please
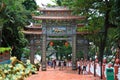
(23, 6), (87, 71)
(0, 1), (120, 80)
(23, 6), (120, 80)
(26, 67), (100, 80)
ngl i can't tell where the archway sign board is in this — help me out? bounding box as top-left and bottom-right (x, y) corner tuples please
(23, 6), (85, 71)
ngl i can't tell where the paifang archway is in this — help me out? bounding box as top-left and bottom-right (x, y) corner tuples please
(23, 7), (86, 71)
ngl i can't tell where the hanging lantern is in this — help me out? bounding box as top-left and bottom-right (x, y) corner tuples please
(65, 42), (69, 47)
(50, 41), (54, 46)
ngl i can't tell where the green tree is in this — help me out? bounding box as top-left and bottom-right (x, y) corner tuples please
(60, 0), (120, 79)
(22, 0), (37, 11)
(63, 44), (72, 60)
(61, 0), (119, 57)
(54, 0), (73, 7)
(0, 0), (37, 60)
(76, 51), (84, 59)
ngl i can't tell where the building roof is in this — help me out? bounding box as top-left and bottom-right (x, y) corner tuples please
(23, 7), (86, 35)
(33, 16), (85, 20)
(25, 26), (42, 29)
(22, 31), (42, 35)
(23, 24), (85, 35)
(22, 30), (91, 35)
(38, 7), (72, 12)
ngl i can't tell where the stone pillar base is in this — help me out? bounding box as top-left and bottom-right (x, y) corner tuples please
(72, 62), (77, 70)
(41, 63), (46, 71)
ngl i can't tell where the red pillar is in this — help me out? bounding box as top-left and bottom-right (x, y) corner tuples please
(102, 58), (106, 80)
(114, 58), (120, 80)
(88, 59), (92, 74)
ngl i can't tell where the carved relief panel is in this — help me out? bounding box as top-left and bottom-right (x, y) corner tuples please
(42, 20), (76, 36)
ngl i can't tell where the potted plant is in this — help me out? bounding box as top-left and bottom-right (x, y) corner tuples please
(0, 47), (11, 61)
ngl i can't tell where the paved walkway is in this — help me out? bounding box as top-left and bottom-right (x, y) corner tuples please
(26, 67), (100, 80)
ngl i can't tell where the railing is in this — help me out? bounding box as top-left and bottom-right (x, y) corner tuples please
(86, 60), (120, 80)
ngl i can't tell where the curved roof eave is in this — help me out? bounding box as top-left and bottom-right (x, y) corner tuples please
(22, 31), (42, 35)
(32, 16), (85, 20)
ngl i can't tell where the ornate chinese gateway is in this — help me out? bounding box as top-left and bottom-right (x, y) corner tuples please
(23, 6), (88, 71)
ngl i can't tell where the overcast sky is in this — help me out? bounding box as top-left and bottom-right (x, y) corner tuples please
(35, 0), (55, 7)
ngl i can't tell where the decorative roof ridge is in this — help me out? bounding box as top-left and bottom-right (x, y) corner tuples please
(33, 15), (85, 17)
(38, 6), (72, 12)
(32, 16), (86, 20)
(25, 26), (42, 29)
(25, 24), (42, 29)
(22, 30), (42, 35)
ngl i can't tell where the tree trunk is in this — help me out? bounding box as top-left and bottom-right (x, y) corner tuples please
(99, 0), (110, 79)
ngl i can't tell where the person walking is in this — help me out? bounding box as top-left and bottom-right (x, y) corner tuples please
(59, 60), (64, 70)
(77, 60), (81, 74)
(52, 59), (56, 69)
(83, 62), (87, 74)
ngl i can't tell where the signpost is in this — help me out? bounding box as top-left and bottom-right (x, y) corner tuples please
(106, 68), (114, 80)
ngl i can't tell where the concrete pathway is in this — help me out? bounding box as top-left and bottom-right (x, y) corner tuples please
(26, 67), (100, 80)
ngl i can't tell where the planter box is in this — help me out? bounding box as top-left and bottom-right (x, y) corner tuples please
(0, 53), (4, 62)
(0, 47), (11, 64)
(3, 51), (10, 60)
(0, 51), (10, 62)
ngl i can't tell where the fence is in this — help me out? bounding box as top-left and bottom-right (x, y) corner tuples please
(86, 59), (120, 80)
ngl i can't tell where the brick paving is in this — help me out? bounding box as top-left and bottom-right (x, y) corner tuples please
(26, 67), (100, 80)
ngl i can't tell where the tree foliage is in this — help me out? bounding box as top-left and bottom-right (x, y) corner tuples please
(59, 0), (120, 60)
(22, 0), (37, 11)
(48, 40), (72, 60)
(0, 0), (37, 60)
(110, 0), (120, 26)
